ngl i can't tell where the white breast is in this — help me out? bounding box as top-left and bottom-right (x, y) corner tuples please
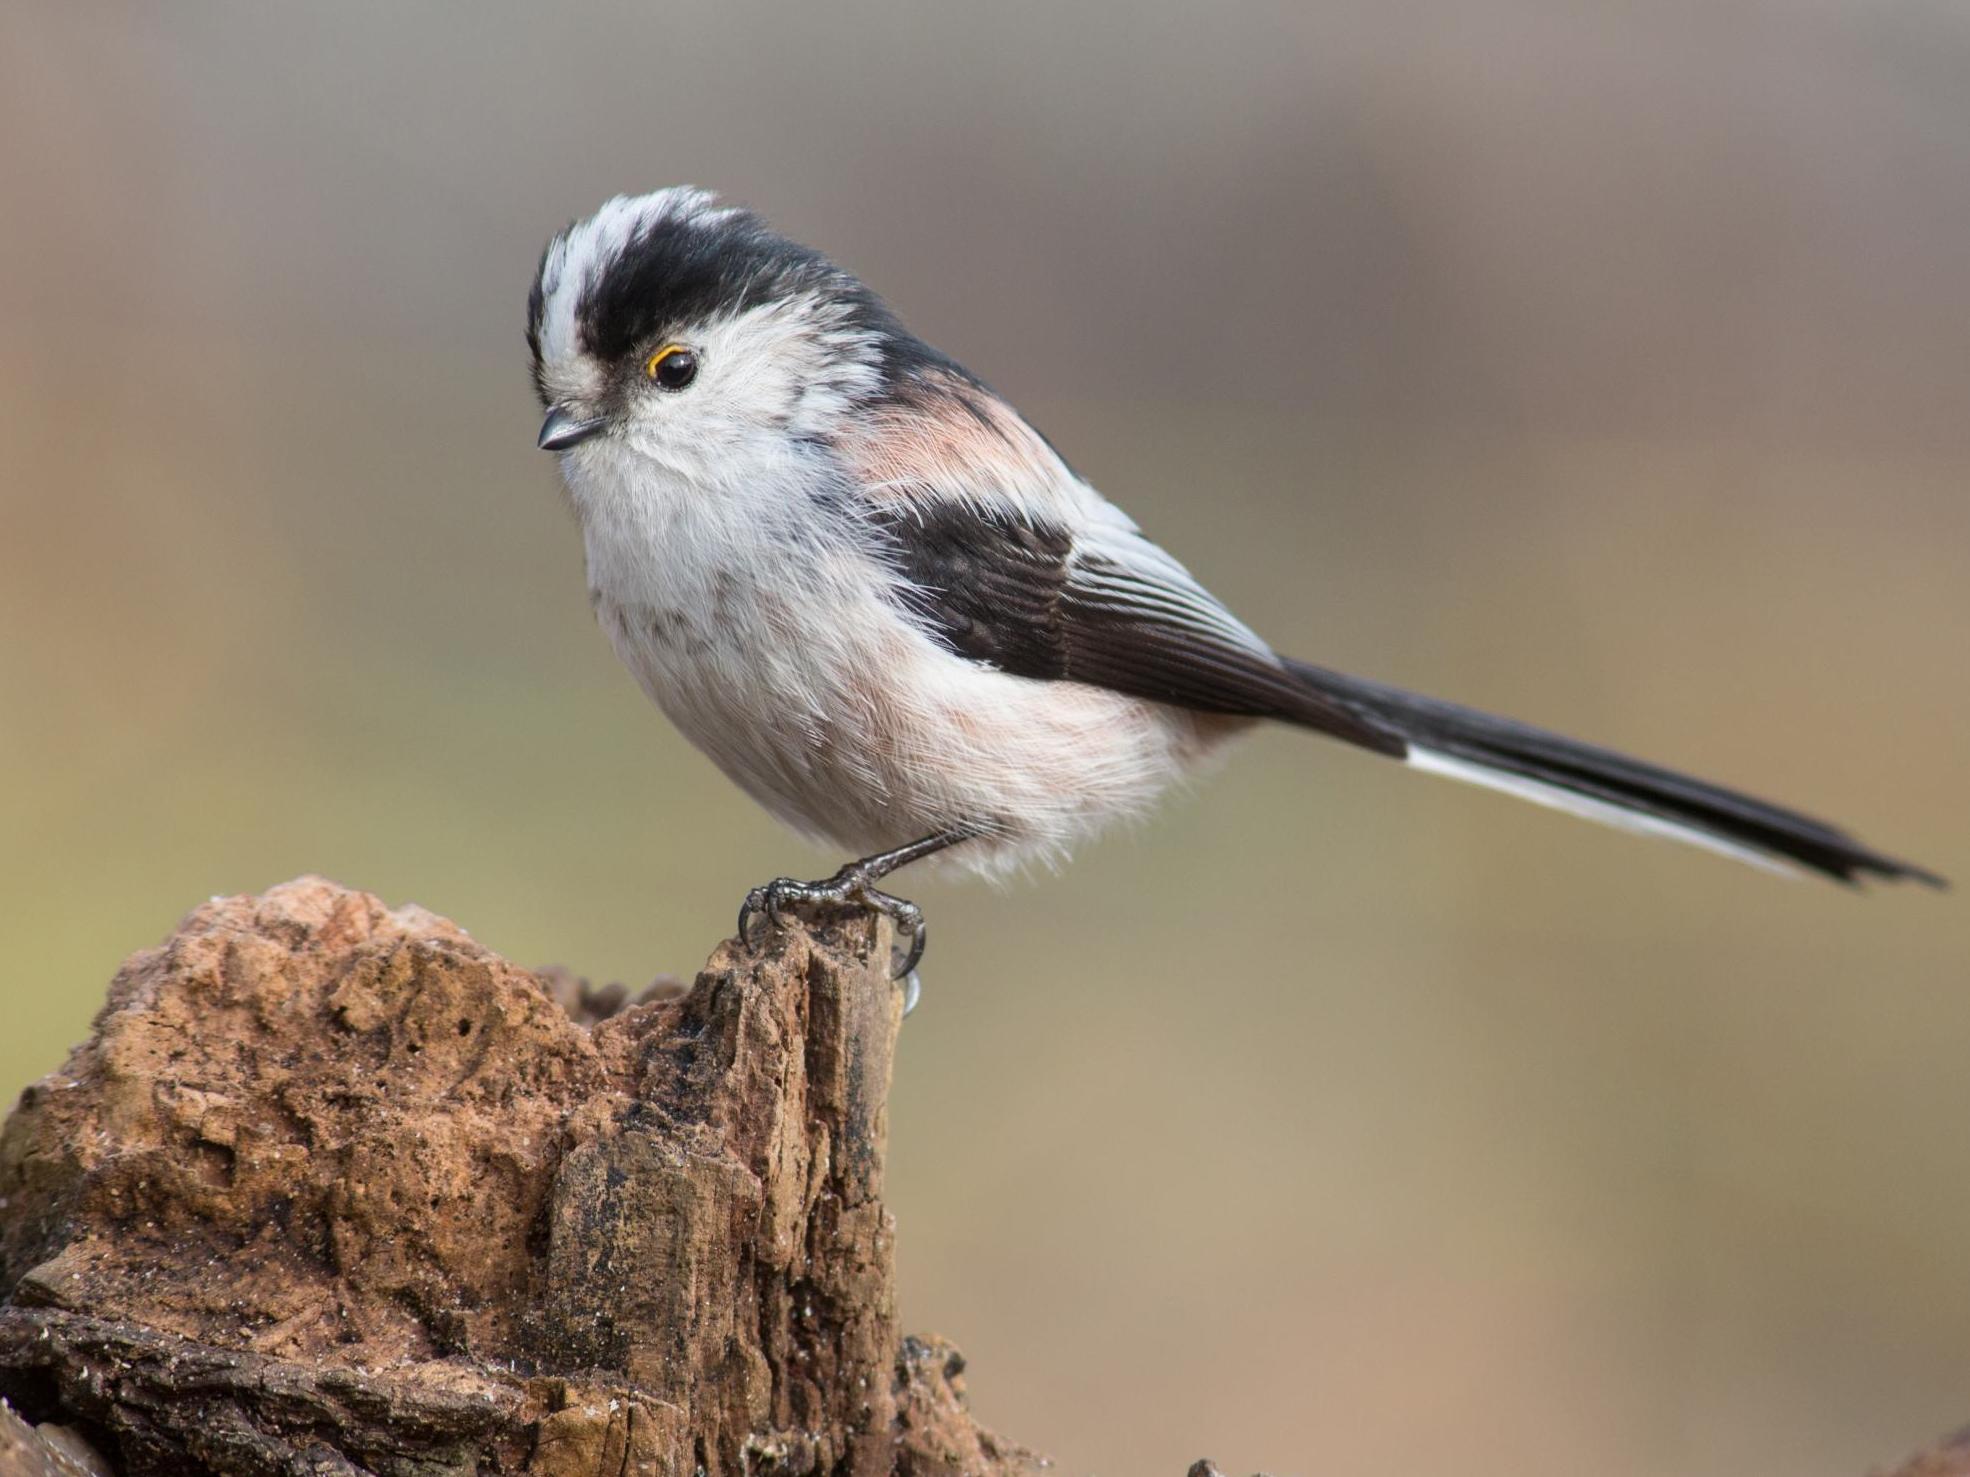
(563, 440), (1241, 877)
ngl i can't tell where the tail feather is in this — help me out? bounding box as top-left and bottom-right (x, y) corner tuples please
(1282, 659), (1946, 889)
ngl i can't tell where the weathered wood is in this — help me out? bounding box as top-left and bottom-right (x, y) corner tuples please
(0, 879), (1042, 1476)
(2, 878), (1961, 1477)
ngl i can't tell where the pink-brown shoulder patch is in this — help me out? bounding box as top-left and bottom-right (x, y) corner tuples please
(836, 370), (1069, 510)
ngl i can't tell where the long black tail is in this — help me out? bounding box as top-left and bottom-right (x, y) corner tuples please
(1282, 658), (1945, 888)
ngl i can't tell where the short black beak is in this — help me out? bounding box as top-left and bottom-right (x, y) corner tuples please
(538, 407), (609, 451)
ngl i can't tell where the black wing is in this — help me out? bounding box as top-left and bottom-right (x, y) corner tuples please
(865, 501), (1406, 757)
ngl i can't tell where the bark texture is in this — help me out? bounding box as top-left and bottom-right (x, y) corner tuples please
(1, 878), (1963, 1477)
(0, 878), (1042, 1476)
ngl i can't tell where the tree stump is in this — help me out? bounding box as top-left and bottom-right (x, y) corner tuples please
(2, 878), (1964, 1477)
(0, 878), (1043, 1476)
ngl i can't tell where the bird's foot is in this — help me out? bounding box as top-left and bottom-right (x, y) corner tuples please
(737, 864), (929, 984)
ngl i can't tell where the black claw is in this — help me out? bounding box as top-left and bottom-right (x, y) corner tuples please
(732, 871), (930, 982)
(889, 908), (927, 980)
(738, 880), (803, 953)
(730, 829), (972, 988)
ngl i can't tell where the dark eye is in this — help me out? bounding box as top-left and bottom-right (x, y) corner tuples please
(644, 344), (698, 391)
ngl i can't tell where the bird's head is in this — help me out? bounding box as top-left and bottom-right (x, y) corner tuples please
(527, 188), (917, 480)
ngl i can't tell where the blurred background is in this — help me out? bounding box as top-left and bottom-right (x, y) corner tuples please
(3, 3), (1967, 1473)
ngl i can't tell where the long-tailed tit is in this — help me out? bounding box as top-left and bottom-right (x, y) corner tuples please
(527, 187), (1941, 985)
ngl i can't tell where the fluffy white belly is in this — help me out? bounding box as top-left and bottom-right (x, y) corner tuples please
(568, 440), (1245, 875)
(593, 569), (1240, 876)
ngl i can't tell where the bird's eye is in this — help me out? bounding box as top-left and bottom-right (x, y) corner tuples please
(645, 345), (698, 390)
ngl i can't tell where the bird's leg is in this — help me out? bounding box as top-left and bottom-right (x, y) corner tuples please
(738, 827), (977, 984)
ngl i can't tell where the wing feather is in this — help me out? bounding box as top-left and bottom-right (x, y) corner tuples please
(833, 370), (1941, 888)
(838, 369), (1401, 751)
(864, 495), (1404, 754)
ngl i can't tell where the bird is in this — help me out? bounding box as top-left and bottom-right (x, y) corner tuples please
(527, 186), (1942, 989)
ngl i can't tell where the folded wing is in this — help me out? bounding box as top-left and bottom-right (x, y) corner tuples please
(840, 367), (1940, 889)
(865, 496), (1405, 756)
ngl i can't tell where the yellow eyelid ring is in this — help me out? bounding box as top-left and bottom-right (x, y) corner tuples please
(645, 344), (689, 377)
(643, 343), (701, 391)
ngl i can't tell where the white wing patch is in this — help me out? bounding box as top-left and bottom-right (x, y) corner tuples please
(1068, 524), (1279, 661)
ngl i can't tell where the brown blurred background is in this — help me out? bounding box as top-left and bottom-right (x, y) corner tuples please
(3, 4), (1967, 1473)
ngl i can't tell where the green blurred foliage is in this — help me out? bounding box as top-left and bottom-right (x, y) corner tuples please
(2, 5), (1966, 1475)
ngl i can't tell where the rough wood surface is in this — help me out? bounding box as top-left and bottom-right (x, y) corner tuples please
(0, 879), (1043, 1476)
(1, 877), (1963, 1477)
